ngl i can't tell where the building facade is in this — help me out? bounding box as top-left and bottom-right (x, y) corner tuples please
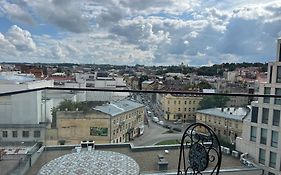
(196, 107), (249, 144)
(236, 38), (281, 175)
(162, 94), (202, 122)
(53, 99), (145, 145)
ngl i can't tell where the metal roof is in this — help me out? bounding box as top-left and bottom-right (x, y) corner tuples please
(94, 99), (144, 117)
(197, 107), (250, 121)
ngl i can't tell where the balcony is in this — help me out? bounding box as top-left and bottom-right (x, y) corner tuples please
(1, 87), (278, 174)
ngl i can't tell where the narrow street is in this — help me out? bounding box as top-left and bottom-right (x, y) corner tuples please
(131, 117), (184, 146)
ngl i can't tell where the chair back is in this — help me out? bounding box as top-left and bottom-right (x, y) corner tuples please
(177, 123), (222, 175)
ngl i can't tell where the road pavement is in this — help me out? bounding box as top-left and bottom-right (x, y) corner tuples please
(132, 116), (184, 146)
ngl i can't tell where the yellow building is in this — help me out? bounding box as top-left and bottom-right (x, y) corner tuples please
(162, 94), (202, 122)
(196, 107), (249, 143)
(50, 99), (145, 145)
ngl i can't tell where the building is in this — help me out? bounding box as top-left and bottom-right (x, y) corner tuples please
(52, 99), (145, 145)
(0, 78), (54, 143)
(236, 38), (281, 175)
(196, 107), (249, 144)
(162, 94), (202, 122)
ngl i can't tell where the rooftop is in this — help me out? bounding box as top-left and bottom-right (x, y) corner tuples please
(24, 144), (252, 175)
(197, 107), (250, 121)
(94, 99), (144, 116)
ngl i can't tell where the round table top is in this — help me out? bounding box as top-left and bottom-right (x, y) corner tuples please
(38, 150), (140, 175)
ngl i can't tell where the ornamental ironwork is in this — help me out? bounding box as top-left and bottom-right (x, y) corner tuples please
(177, 123), (222, 175)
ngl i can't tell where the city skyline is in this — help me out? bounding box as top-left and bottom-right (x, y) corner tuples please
(0, 0), (281, 66)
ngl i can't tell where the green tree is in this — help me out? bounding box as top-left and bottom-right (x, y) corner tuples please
(197, 81), (213, 89)
(199, 95), (230, 109)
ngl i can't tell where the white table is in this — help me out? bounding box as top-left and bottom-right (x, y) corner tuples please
(38, 150), (139, 175)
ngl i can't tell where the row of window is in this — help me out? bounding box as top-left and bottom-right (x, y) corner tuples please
(268, 65), (281, 84)
(167, 107), (196, 112)
(259, 149), (277, 169)
(251, 107), (280, 126)
(168, 100), (197, 105)
(2, 130), (41, 138)
(204, 116), (239, 129)
(213, 128), (238, 137)
(263, 87), (281, 104)
(113, 110), (143, 124)
(250, 126), (278, 148)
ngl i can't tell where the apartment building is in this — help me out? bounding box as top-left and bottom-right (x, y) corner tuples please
(236, 38), (281, 175)
(53, 99), (145, 145)
(162, 94), (202, 122)
(196, 107), (249, 144)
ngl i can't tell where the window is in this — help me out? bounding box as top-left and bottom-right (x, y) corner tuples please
(273, 110), (280, 126)
(178, 108), (180, 111)
(271, 131), (278, 148)
(259, 148), (265, 164)
(22, 131), (29, 138)
(251, 107), (258, 123)
(174, 101), (176, 105)
(12, 131), (17, 138)
(34, 131), (41, 138)
(260, 128), (267, 145)
(167, 107), (170, 112)
(178, 101), (181, 104)
(250, 126), (257, 142)
(2, 131), (8, 138)
(184, 101), (187, 105)
(279, 43), (281, 61)
(189, 101), (191, 104)
(263, 87), (270, 103)
(277, 66), (281, 83)
(184, 108), (186, 111)
(274, 88), (281, 105)
(90, 127), (108, 136)
(269, 66), (273, 83)
(269, 151), (277, 168)
(262, 108), (269, 124)
(168, 101), (170, 104)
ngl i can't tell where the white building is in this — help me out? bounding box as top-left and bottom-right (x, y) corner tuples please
(75, 72), (128, 102)
(236, 38), (281, 175)
(0, 77), (54, 143)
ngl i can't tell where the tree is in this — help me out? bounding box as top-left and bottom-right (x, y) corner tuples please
(197, 81), (213, 89)
(198, 95), (230, 109)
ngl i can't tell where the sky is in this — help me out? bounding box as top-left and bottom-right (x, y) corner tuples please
(0, 0), (281, 66)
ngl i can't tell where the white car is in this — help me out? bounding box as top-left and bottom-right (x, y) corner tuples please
(152, 117), (159, 122)
(158, 121), (164, 125)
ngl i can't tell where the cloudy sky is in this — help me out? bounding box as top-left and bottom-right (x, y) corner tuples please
(0, 0), (281, 66)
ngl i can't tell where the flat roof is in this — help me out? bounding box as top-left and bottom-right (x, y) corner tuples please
(95, 99), (144, 116)
(197, 107), (249, 121)
(25, 144), (247, 175)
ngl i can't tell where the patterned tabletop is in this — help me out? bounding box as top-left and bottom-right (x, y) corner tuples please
(38, 150), (140, 175)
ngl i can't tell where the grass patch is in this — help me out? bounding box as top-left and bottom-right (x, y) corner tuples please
(155, 139), (180, 145)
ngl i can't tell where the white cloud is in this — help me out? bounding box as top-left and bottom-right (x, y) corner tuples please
(25, 0), (90, 33)
(0, 0), (34, 25)
(0, 0), (281, 65)
(6, 25), (36, 51)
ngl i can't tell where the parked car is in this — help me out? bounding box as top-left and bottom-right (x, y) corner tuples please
(152, 117), (159, 123)
(158, 121), (164, 125)
(173, 119), (182, 124)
